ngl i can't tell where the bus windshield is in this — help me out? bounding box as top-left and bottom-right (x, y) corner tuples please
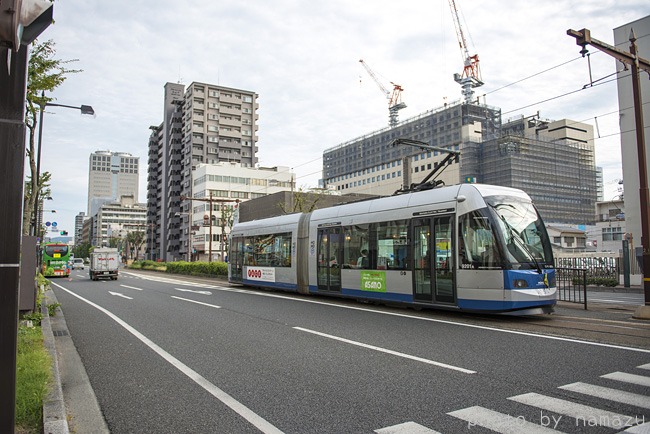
(486, 196), (554, 269)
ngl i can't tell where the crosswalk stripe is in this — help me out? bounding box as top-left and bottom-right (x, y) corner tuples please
(559, 382), (650, 409)
(601, 372), (650, 387)
(508, 392), (635, 429)
(374, 421), (441, 433)
(447, 406), (560, 433)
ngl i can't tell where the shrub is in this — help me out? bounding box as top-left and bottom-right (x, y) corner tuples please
(15, 325), (51, 432)
(165, 261), (228, 277)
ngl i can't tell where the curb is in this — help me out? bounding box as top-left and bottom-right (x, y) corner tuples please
(42, 288), (110, 434)
(41, 292), (69, 434)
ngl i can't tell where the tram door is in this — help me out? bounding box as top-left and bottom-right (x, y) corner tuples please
(412, 216), (455, 304)
(230, 237), (243, 282)
(317, 227), (342, 292)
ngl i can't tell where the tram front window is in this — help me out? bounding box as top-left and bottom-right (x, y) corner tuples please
(486, 196), (553, 269)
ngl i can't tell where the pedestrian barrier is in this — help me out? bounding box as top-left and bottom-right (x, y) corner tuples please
(555, 267), (587, 309)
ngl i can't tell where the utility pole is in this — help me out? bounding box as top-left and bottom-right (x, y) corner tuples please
(180, 195), (238, 262)
(567, 28), (650, 315)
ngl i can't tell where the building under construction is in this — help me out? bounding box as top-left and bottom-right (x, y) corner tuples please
(323, 104), (598, 226)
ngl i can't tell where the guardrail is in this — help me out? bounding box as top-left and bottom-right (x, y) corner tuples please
(555, 267), (587, 310)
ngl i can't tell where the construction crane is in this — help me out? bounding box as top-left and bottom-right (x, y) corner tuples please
(447, 0), (483, 103)
(359, 59), (406, 128)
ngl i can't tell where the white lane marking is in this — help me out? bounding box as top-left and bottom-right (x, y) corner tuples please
(639, 363), (650, 370)
(559, 382), (650, 409)
(175, 287), (212, 295)
(108, 291), (133, 300)
(374, 421), (441, 433)
(120, 284), (143, 291)
(293, 326), (475, 374)
(447, 406), (560, 433)
(122, 272), (650, 354)
(172, 296), (221, 309)
(601, 372), (650, 387)
(508, 392), (635, 429)
(51, 281), (284, 434)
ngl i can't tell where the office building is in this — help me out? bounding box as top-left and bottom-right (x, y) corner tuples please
(89, 194), (147, 248)
(187, 163), (295, 261)
(74, 212), (87, 246)
(324, 101), (499, 196)
(147, 82), (260, 261)
(88, 150), (139, 216)
(324, 100), (598, 226)
(481, 115), (598, 225)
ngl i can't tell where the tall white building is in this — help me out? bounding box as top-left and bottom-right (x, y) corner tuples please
(88, 150), (139, 216)
(615, 16), (650, 262)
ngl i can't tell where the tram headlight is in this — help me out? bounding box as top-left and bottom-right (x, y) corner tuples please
(513, 279), (528, 288)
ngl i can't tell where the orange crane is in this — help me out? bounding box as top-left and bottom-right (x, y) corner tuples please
(359, 59), (406, 128)
(447, 0), (483, 103)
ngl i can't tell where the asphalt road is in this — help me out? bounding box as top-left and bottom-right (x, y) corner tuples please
(51, 269), (650, 433)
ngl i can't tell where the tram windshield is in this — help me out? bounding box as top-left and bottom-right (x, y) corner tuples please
(486, 196), (554, 270)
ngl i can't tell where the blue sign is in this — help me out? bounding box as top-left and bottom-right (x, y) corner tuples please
(52, 222), (58, 227)
(45, 222), (51, 226)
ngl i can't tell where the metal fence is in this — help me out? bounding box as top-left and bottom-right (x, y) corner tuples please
(555, 267), (587, 309)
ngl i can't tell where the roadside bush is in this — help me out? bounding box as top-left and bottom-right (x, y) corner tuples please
(572, 276), (619, 287)
(165, 261), (228, 277)
(129, 260), (167, 271)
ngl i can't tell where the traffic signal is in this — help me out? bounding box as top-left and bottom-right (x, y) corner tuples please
(59, 230), (68, 235)
(0, 0), (53, 51)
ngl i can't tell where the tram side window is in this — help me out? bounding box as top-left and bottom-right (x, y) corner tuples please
(245, 232), (292, 267)
(459, 211), (502, 269)
(343, 224), (369, 268)
(375, 220), (409, 270)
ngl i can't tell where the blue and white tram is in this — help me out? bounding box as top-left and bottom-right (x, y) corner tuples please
(229, 184), (557, 314)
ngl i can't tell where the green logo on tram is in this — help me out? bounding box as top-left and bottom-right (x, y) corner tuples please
(360, 271), (386, 292)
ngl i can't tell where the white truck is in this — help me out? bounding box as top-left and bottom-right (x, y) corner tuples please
(90, 248), (119, 281)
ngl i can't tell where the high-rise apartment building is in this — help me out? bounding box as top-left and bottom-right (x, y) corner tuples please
(87, 150), (139, 216)
(147, 82), (260, 261)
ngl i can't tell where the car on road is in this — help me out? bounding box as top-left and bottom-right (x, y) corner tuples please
(71, 258), (85, 270)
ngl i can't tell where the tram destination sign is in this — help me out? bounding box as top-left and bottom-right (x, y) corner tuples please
(412, 208), (454, 216)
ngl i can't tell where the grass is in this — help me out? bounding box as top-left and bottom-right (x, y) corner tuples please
(15, 324), (51, 433)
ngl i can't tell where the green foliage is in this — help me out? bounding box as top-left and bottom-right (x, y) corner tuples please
(572, 276), (619, 287)
(72, 242), (92, 260)
(165, 261), (228, 277)
(15, 325), (51, 432)
(23, 40), (83, 235)
(47, 302), (61, 317)
(130, 260), (167, 271)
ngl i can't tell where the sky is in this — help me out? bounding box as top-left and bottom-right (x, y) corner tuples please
(32, 0), (649, 236)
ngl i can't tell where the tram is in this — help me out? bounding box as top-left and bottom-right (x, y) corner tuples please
(229, 184), (557, 314)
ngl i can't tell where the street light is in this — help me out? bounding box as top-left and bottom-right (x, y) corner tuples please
(30, 92), (94, 236)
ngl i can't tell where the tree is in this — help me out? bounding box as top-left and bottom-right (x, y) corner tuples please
(126, 231), (146, 261)
(72, 242), (92, 260)
(23, 171), (52, 236)
(23, 40), (81, 235)
(278, 187), (336, 214)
